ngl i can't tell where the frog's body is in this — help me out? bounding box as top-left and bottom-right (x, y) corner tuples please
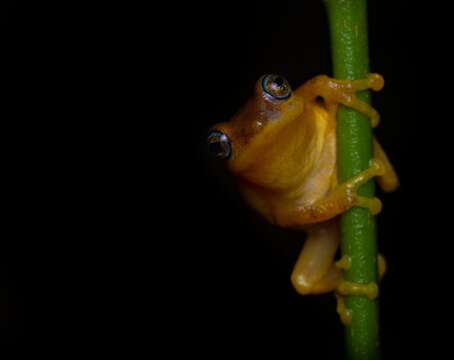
(208, 74), (398, 323)
(236, 100), (338, 228)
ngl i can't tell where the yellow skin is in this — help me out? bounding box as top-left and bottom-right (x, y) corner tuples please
(208, 73), (399, 324)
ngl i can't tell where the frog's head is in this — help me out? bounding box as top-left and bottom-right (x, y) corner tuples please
(208, 74), (305, 189)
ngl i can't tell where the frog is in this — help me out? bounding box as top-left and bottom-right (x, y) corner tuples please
(207, 73), (399, 324)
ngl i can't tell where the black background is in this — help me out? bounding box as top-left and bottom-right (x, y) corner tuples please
(2, 1), (453, 358)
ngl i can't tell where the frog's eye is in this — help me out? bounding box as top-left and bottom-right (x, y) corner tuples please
(262, 74), (292, 100)
(207, 130), (232, 160)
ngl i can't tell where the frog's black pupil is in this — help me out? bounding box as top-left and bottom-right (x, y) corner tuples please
(209, 140), (224, 156)
(273, 77), (284, 87)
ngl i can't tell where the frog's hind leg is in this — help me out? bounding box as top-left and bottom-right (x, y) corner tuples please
(291, 220), (342, 295)
(291, 221), (387, 296)
(297, 73), (384, 128)
(292, 220), (387, 325)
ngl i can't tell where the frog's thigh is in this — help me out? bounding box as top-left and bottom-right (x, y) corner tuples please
(291, 221), (341, 295)
(373, 138), (400, 192)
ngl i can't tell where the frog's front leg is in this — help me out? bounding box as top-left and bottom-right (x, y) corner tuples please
(276, 158), (385, 228)
(296, 73), (384, 128)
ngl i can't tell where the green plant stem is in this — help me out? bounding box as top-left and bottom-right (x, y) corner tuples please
(324, 0), (380, 359)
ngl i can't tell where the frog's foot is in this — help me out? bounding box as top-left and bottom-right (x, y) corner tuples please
(334, 254), (385, 326)
(332, 158), (385, 215)
(335, 280), (379, 326)
(300, 73), (384, 128)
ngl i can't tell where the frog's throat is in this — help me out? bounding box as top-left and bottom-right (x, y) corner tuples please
(229, 105), (328, 192)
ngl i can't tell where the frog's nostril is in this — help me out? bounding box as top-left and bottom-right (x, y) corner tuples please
(207, 130), (232, 160)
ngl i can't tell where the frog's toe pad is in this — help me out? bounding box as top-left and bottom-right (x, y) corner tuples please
(368, 110), (380, 128)
(336, 294), (352, 326)
(368, 73), (385, 91)
(356, 196), (382, 215)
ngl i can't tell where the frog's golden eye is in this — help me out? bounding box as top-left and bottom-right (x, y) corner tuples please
(262, 74), (292, 100)
(207, 130), (232, 160)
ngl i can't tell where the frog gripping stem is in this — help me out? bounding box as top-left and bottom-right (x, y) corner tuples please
(299, 73), (384, 128)
(324, 0), (385, 359)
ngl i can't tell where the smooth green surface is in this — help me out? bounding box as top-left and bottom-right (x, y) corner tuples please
(324, 0), (380, 359)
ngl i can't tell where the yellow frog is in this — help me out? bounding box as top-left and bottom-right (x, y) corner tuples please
(207, 73), (398, 323)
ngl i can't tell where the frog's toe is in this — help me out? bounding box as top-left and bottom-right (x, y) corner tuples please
(336, 294), (352, 326)
(368, 73), (384, 91)
(369, 158), (386, 176)
(337, 280), (379, 300)
(356, 196), (382, 215)
(370, 110), (380, 128)
(378, 254), (387, 280)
